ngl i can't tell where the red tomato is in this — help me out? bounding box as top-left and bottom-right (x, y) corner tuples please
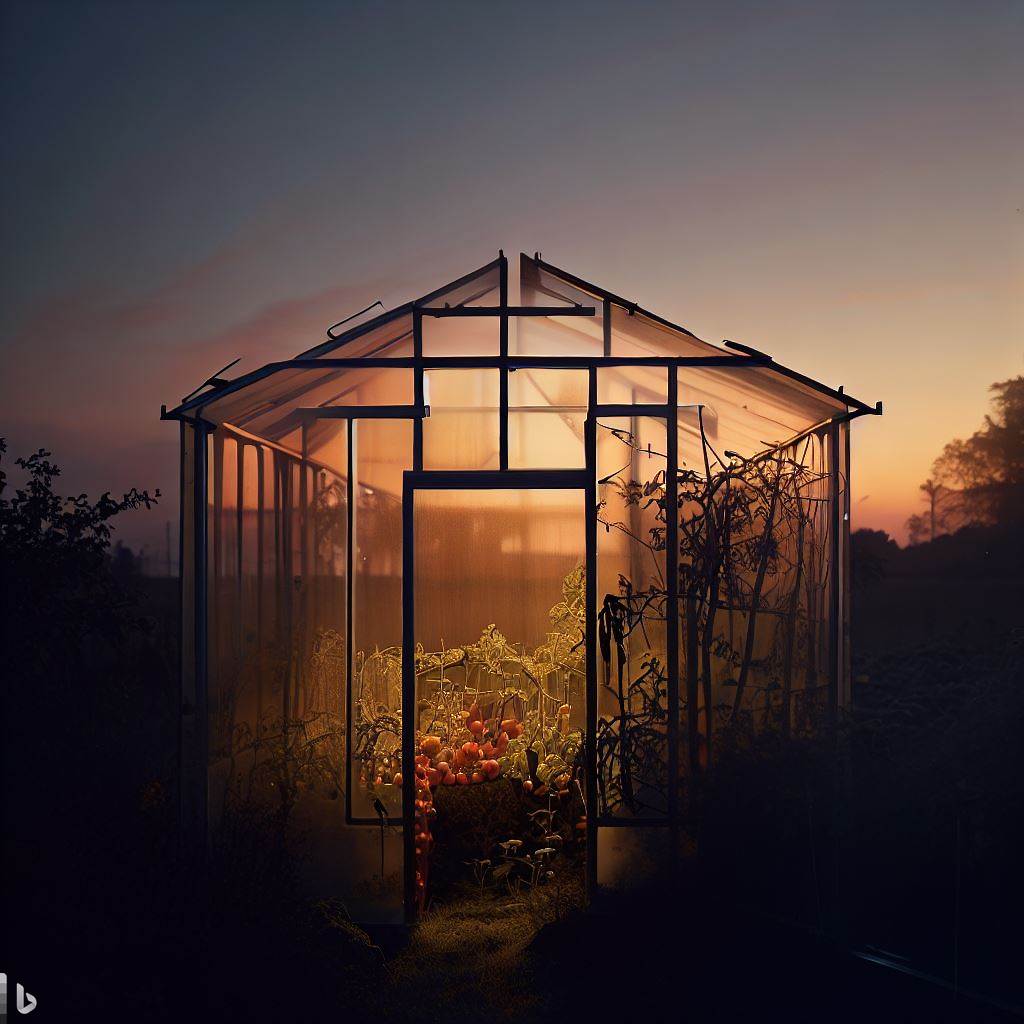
(455, 772), (469, 786)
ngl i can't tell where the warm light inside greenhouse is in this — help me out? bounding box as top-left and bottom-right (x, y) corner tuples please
(165, 252), (878, 922)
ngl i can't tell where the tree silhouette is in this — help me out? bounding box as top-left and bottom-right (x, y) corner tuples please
(907, 376), (1024, 542)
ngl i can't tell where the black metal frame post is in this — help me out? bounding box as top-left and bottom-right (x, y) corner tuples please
(828, 422), (841, 724)
(401, 474), (416, 920)
(345, 420), (358, 825)
(193, 420), (209, 854)
(585, 368), (598, 900)
(413, 310), (424, 471)
(499, 253), (509, 470)
(666, 372), (680, 851)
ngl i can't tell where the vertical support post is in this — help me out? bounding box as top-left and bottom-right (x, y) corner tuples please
(176, 420), (188, 845)
(298, 427), (310, 717)
(666, 373), (680, 851)
(280, 456), (292, 770)
(841, 423), (852, 709)
(828, 423), (841, 725)
(401, 474), (416, 921)
(345, 422), (357, 823)
(499, 252), (509, 471)
(584, 366), (598, 900)
(236, 441), (244, 661)
(602, 297), (611, 357)
(193, 420), (209, 853)
(413, 310), (424, 471)
(211, 431), (223, 726)
(256, 444), (265, 746)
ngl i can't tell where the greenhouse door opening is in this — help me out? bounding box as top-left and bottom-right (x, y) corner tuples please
(401, 474), (590, 918)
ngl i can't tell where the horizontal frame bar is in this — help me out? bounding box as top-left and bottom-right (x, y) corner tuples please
(404, 469), (589, 490)
(298, 405), (428, 419)
(594, 403), (672, 418)
(298, 355), (767, 369)
(419, 305), (595, 318)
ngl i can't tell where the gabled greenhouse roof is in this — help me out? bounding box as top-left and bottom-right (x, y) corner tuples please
(162, 252), (877, 450)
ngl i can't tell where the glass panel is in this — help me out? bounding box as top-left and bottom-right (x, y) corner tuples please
(515, 259), (604, 356)
(209, 433), (240, 781)
(519, 255), (602, 311)
(418, 261), (501, 308)
(676, 374), (836, 766)
(304, 417), (348, 475)
(202, 367), (415, 443)
(597, 365), (668, 405)
(513, 311), (603, 357)
(423, 369), (499, 470)
(350, 419), (410, 825)
(509, 368), (588, 469)
(312, 367), (415, 408)
(678, 365), (844, 461)
(413, 488), (586, 908)
(422, 314), (499, 356)
(203, 415), (405, 920)
(242, 368), (414, 441)
(609, 304), (717, 359)
(304, 309), (414, 359)
(596, 416), (669, 818)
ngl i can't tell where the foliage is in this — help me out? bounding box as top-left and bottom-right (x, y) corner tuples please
(908, 375), (1024, 541)
(849, 528), (899, 591)
(594, 418), (834, 812)
(0, 438), (159, 663)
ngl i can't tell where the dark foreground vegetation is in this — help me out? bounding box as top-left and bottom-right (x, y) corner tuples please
(2, 413), (1022, 1020)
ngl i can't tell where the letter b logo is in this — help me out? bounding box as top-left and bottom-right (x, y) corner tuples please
(16, 982), (37, 1015)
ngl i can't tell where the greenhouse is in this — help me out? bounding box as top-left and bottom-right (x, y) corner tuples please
(163, 251), (880, 922)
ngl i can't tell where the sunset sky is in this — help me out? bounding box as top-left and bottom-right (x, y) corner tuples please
(2, 0), (1021, 558)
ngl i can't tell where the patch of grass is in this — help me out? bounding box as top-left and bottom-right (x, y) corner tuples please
(369, 877), (584, 1023)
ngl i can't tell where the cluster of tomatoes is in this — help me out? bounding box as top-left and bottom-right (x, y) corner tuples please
(396, 703), (525, 791)
(404, 703), (525, 907)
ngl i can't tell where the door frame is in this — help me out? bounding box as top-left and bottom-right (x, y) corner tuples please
(400, 468), (595, 921)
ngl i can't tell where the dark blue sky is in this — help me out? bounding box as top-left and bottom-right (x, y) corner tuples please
(2, 0), (1021, 550)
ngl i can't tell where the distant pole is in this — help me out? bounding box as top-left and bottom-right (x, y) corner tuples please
(166, 520), (172, 578)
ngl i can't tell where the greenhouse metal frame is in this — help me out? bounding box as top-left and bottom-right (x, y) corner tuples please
(163, 251), (880, 921)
